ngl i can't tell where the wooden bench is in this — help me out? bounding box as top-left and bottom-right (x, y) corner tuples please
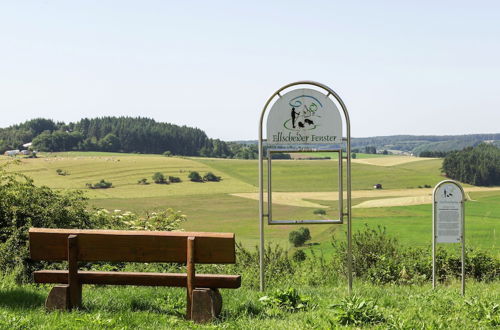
(29, 228), (241, 323)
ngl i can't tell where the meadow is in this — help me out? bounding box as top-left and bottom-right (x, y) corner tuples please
(1, 151), (499, 328)
(2, 152), (497, 255)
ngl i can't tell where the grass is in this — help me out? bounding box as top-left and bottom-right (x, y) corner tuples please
(0, 274), (498, 329)
(1, 152), (499, 328)
(2, 152), (498, 255)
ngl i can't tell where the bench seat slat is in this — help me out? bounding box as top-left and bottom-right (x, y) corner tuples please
(34, 270), (241, 289)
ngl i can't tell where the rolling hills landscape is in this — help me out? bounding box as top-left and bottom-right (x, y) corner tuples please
(2, 151), (498, 256)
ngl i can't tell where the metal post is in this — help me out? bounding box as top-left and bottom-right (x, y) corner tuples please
(432, 199), (436, 289)
(258, 133), (265, 292)
(461, 200), (465, 296)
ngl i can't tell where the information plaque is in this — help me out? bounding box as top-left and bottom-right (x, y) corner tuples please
(434, 182), (463, 243)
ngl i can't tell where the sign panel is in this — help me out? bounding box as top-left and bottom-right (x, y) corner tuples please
(434, 182), (464, 243)
(266, 88), (342, 145)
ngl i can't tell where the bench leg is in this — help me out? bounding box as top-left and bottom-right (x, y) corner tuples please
(45, 285), (70, 311)
(190, 288), (222, 323)
(45, 284), (82, 311)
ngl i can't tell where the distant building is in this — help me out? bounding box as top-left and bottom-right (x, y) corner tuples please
(20, 150), (32, 155)
(4, 150), (20, 156)
(373, 183), (383, 189)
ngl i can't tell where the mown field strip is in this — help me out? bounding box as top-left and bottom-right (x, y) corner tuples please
(232, 186), (500, 208)
(351, 156), (434, 166)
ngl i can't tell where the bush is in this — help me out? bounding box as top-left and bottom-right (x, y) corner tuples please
(313, 209), (326, 215)
(137, 178), (149, 185)
(55, 169), (68, 176)
(0, 163), (92, 282)
(152, 172), (167, 184)
(259, 288), (310, 313)
(289, 227), (311, 247)
(188, 171), (203, 182)
(168, 176), (181, 183)
(292, 250), (307, 262)
(331, 295), (385, 325)
(162, 151), (172, 157)
(86, 179), (113, 189)
(203, 172), (221, 182)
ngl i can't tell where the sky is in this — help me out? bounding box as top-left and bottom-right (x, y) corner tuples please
(0, 1), (499, 140)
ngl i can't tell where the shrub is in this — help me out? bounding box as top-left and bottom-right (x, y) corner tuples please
(289, 227), (311, 247)
(87, 179), (113, 189)
(330, 295), (385, 325)
(313, 209), (326, 215)
(168, 176), (181, 183)
(292, 250), (307, 262)
(188, 171), (203, 182)
(55, 169), (68, 176)
(137, 178), (149, 185)
(259, 288), (310, 312)
(152, 172), (167, 184)
(203, 172), (221, 182)
(162, 151), (172, 157)
(0, 163), (92, 282)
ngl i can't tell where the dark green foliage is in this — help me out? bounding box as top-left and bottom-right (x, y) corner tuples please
(419, 150), (452, 157)
(152, 172), (167, 184)
(271, 153), (291, 159)
(137, 178), (149, 185)
(168, 176), (181, 183)
(1, 117), (234, 157)
(351, 152), (357, 159)
(442, 143), (500, 186)
(0, 164), (92, 281)
(365, 146), (377, 154)
(313, 209), (326, 215)
(87, 179), (113, 189)
(188, 171), (202, 182)
(203, 172), (221, 182)
(162, 151), (172, 157)
(292, 250), (306, 262)
(289, 227), (311, 247)
(330, 295), (385, 325)
(55, 169), (69, 176)
(32, 131), (84, 152)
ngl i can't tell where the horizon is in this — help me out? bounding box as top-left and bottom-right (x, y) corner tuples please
(1, 1), (499, 140)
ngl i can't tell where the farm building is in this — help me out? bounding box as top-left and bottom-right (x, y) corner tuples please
(4, 150), (20, 156)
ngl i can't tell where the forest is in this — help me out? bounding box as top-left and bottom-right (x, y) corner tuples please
(442, 143), (500, 186)
(0, 117), (257, 159)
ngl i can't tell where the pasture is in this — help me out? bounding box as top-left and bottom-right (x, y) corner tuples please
(2, 152), (499, 256)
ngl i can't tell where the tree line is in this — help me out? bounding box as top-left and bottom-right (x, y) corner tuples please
(0, 117), (258, 159)
(442, 143), (500, 186)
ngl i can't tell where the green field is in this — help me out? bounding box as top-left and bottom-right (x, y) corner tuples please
(1, 152), (499, 328)
(2, 152), (499, 256)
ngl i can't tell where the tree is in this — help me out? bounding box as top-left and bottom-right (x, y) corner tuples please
(152, 172), (167, 184)
(288, 227), (312, 247)
(99, 133), (121, 152)
(442, 144), (500, 186)
(188, 171), (203, 182)
(203, 172), (221, 182)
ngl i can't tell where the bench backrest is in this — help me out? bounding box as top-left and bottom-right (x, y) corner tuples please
(29, 228), (236, 264)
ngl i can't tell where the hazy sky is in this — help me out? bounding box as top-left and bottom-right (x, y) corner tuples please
(1, 1), (499, 140)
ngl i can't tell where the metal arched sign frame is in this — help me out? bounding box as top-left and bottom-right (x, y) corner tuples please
(258, 81), (352, 293)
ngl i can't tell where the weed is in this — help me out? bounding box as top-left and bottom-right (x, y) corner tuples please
(330, 295), (385, 326)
